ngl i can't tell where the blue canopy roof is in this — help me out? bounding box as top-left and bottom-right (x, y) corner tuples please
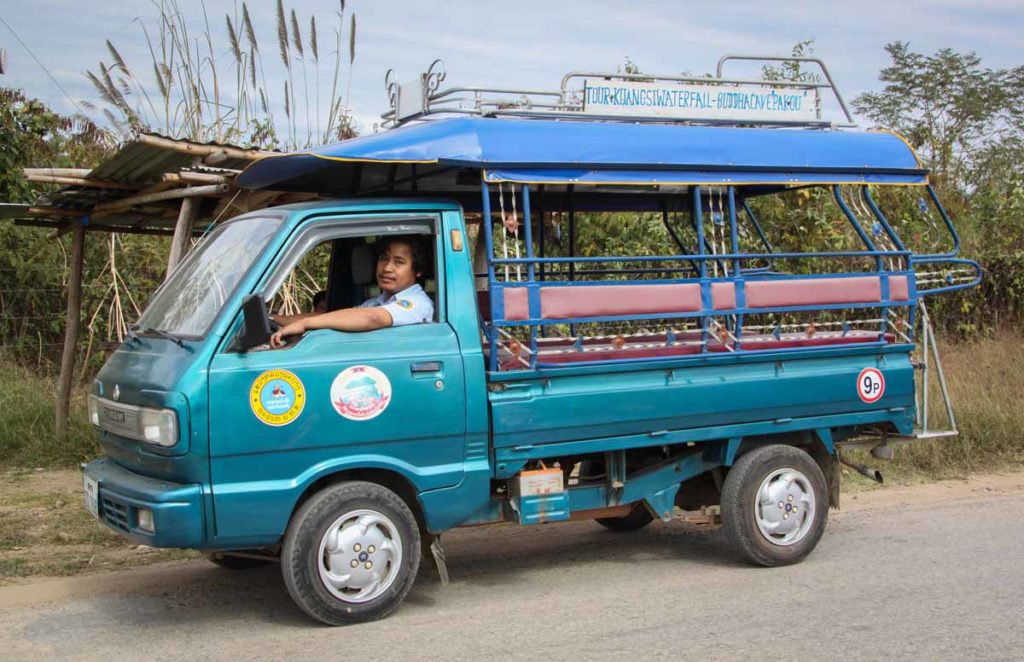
(237, 117), (926, 192)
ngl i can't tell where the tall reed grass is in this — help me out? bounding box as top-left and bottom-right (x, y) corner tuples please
(85, 0), (357, 149)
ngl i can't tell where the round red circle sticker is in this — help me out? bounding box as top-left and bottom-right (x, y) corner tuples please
(857, 368), (885, 403)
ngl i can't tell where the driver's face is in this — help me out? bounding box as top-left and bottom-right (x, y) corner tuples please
(376, 241), (419, 297)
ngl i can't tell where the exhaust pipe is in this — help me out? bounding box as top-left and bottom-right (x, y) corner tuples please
(839, 454), (884, 484)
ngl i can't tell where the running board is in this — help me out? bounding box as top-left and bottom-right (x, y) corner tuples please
(838, 426), (959, 450)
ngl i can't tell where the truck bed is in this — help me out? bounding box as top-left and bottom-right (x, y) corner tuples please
(487, 342), (915, 454)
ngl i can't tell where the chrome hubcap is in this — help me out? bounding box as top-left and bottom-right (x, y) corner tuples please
(754, 468), (816, 546)
(317, 509), (402, 603)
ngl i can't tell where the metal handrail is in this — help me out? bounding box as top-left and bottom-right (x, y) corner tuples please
(382, 54), (859, 128)
(716, 54), (856, 125)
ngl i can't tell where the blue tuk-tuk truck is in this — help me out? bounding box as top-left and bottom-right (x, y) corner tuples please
(82, 57), (980, 624)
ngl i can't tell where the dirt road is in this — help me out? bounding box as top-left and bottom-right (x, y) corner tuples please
(1, 473), (1022, 661)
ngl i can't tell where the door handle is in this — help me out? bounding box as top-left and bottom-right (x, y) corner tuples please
(410, 361), (443, 374)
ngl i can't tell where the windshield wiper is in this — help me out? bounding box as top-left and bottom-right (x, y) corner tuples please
(136, 326), (187, 348)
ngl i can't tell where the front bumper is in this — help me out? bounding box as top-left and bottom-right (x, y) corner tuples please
(82, 458), (204, 548)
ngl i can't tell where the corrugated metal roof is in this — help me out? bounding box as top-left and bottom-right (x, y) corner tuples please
(1, 132), (290, 235)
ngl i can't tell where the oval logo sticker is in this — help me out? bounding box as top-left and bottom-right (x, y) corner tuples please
(331, 366), (392, 421)
(250, 369), (306, 426)
(857, 367), (885, 403)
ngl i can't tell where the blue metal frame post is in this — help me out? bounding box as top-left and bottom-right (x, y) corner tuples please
(693, 186), (708, 352)
(727, 186), (744, 348)
(481, 179), (499, 371)
(568, 185), (577, 338)
(521, 184), (538, 367)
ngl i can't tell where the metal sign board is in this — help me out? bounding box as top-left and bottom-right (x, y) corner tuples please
(395, 76), (427, 121)
(583, 80), (817, 123)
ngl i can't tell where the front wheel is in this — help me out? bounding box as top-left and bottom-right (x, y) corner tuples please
(281, 481), (421, 625)
(721, 444), (828, 567)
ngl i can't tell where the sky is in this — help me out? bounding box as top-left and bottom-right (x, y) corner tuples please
(0, 0), (1022, 143)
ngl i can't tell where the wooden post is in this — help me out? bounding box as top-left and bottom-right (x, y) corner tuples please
(167, 196), (199, 276)
(55, 219), (86, 437)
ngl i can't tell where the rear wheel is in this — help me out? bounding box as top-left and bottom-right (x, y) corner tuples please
(281, 481), (421, 625)
(721, 444), (828, 567)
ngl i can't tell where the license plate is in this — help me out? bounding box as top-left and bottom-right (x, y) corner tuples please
(103, 407), (126, 424)
(83, 475), (99, 519)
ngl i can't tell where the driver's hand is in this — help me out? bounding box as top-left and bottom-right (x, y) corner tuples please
(269, 320), (305, 349)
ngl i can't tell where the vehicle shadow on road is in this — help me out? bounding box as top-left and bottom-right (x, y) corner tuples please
(77, 521), (737, 629)
(410, 519), (738, 595)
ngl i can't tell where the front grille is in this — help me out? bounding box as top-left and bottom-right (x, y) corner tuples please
(101, 496), (130, 532)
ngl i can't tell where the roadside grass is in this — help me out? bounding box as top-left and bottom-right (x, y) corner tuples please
(0, 358), (98, 468)
(0, 469), (196, 582)
(883, 332), (1024, 477)
(0, 336), (1021, 476)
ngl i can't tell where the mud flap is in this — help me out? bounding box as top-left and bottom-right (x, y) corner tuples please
(430, 535), (449, 586)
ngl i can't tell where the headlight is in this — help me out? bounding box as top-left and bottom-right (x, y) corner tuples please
(88, 395), (101, 427)
(139, 408), (179, 447)
(89, 395), (180, 447)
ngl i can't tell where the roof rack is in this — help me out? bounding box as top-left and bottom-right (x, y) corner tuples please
(381, 55), (857, 130)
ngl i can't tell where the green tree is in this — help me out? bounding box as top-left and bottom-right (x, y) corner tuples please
(854, 44), (1024, 333)
(853, 42), (1024, 189)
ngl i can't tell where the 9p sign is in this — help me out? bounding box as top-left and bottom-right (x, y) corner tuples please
(857, 368), (885, 403)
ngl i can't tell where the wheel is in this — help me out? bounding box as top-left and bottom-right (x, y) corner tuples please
(203, 551), (274, 569)
(281, 481), (421, 625)
(721, 444), (828, 567)
(595, 503), (655, 532)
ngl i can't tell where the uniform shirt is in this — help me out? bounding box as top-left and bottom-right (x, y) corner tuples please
(358, 283), (434, 326)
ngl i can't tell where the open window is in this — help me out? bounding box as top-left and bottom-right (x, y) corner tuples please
(258, 218), (440, 347)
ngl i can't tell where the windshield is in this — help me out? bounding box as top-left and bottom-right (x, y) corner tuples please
(135, 216), (283, 338)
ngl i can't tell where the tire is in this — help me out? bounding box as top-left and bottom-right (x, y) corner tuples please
(721, 444), (828, 567)
(281, 481), (421, 625)
(595, 504), (655, 532)
(203, 551), (274, 570)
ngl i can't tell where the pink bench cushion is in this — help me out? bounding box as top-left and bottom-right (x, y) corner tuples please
(539, 283), (702, 319)
(745, 275), (909, 309)
(484, 275), (909, 322)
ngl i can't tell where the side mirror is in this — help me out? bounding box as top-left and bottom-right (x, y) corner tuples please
(236, 294), (272, 351)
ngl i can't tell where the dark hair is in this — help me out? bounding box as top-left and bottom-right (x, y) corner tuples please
(377, 235), (431, 280)
(312, 290), (327, 307)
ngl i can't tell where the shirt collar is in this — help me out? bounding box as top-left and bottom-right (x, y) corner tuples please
(381, 283), (423, 303)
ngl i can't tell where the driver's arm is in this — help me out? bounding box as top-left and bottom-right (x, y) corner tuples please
(272, 312), (317, 326)
(269, 307), (393, 348)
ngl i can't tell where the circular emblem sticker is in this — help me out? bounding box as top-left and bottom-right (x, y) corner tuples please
(857, 367), (885, 404)
(250, 369), (306, 426)
(330, 366), (392, 420)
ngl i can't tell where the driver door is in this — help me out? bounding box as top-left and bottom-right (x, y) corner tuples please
(206, 216), (467, 541)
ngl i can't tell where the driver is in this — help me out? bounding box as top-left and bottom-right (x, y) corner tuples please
(269, 236), (433, 348)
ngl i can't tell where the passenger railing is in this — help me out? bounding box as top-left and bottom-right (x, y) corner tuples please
(483, 252), (918, 371)
(477, 180), (980, 372)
